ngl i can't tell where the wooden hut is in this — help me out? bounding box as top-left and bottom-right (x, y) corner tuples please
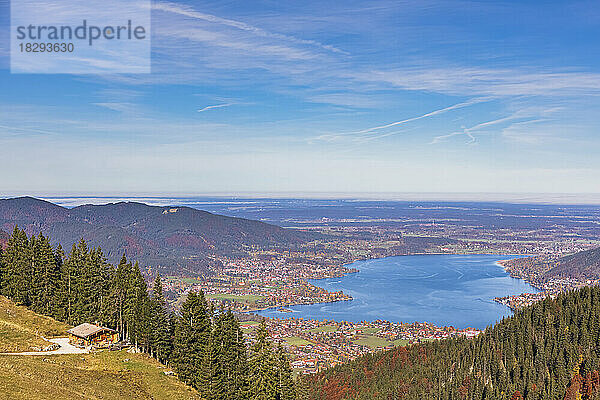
(67, 323), (119, 348)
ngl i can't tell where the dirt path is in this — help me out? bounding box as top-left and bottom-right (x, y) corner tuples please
(0, 337), (88, 356)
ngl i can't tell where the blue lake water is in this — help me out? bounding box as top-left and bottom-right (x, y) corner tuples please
(256, 254), (539, 329)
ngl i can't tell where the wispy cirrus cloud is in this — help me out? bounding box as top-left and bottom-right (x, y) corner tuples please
(0, 124), (57, 138)
(93, 102), (141, 114)
(306, 92), (388, 109)
(153, 1), (348, 55)
(500, 119), (580, 145)
(351, 67), (600, 97)
(84, 1), (600, 123)
(2, 0), (600, 194)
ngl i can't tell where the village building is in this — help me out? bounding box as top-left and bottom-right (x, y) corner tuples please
(67, 323), (119, 348)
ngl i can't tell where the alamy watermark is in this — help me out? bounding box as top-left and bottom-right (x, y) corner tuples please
(11, 0), (151, 74)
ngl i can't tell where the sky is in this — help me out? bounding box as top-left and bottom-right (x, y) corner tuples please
(1, 0), (600, 196)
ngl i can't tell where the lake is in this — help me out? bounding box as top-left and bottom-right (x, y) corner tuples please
(256, 254), (539, 329)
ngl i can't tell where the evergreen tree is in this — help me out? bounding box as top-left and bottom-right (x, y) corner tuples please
(150, 274), (172, 363)
(60, 242), (84, 324)
(1, 227), (32, 305)
(276, 344), (295, 400)
(171, 291), (211, 390)
(203, 308), (225, 400)
(249, 320), (278, 400)
(220, 310), (250, 399)
(129, 261), (151, 351)
(89, 247), (113, 323)
(54, 244), (73, 322)
(105, 254), (131, 337)
(30, 233), (60, 316)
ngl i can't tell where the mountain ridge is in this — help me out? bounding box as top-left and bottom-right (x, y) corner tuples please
(0, 197), (314, 274)
(542, 246), (600, 281)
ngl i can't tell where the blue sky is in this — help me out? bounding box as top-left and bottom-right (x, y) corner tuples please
(1, 0), (600, 195)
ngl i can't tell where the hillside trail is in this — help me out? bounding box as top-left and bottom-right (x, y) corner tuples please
(0, 337), (88, 356)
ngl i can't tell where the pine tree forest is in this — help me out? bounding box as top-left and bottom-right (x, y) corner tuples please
(0, 227), (295, 399)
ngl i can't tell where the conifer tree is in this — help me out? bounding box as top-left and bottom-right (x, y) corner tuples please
(220, 310), (250, 399)
(202, 309), (225, 400)
(129, 261), (151, 351)
(171, 291), (211, 389)
(249, 320), (278, 400)
(30, 233), (60, 316)
(51, 244), (66, 320)
(62, 241), (85, 324)
(1, 227), (32, 305)
(123, 260), (139, 341)
(276, 344), (296, 400)
(105, 254), (131, 337)
(89, 247), (113, 323)
(150, 274), (172, 363)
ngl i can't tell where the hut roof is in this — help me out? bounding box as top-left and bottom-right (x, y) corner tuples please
(67, 323), (116, 339)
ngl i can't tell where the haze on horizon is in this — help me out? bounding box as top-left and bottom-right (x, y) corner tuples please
(1, 0), (600, 194)
(0, 192), (598, 208)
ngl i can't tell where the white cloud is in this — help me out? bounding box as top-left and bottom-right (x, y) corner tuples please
(0, 124), (57, 138)
(500, 119), (578, 145)
(153, 1), (347, 55)
(93, 102), (141, 114)
(351, 67), (600, 97)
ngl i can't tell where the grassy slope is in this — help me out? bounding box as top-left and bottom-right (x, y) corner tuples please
(0, 296), (71, 352)
(0, 296), (199, 399)
(0, 352), (199, 400)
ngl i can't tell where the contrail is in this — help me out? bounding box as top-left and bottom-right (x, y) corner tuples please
(354, 97), (488, 135)
(430, 114), (523, 144)
(315, 97), (488, 141)
(197, 103), (232, 112)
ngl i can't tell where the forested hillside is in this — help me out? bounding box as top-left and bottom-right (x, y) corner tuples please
(301, 286), (600, 399)
(0, 197), (315, 274)
(0, 227), (295, 399)
(542, 247), (600, 281)
(504, 246), (600, 285)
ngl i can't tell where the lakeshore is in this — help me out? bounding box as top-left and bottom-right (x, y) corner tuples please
(493, 258), (600, 311)
(255, 254), (538, 329)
